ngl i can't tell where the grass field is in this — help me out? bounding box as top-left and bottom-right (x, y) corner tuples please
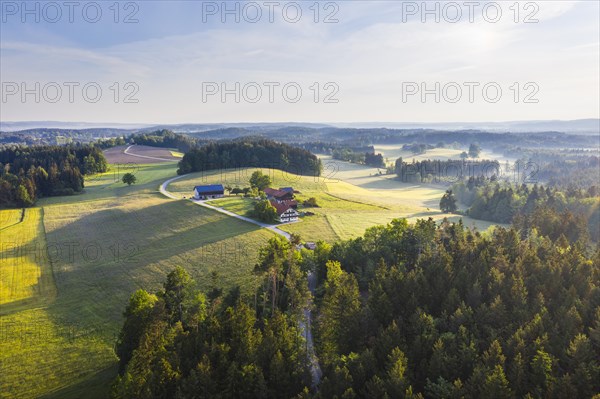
(373, 144), (517, 165)
(103, 145), (180, 164)
(0, 207), (112, 399)
(374, 144), (465, 163)
(167, 160), (500, 242)
(0, 208), (56, 310)
(1, 154), (502, 398)
(1, 162), (275, 399)
(211, 197), (256, 216)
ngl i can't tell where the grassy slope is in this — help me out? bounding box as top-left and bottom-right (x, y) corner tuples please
(1, 163), (275, 399)
(168, 160), (499, 243)
(1, 154), (501, 398)
(1, 208), (56, 310)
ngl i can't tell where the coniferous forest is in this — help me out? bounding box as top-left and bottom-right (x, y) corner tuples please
(177, 138), (322, 177)
(0, 145), (108, 207)
(113, 215), (600, 398)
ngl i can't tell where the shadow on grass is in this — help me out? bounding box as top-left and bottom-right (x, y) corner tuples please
(38, 163), (178, 207)
(40, 364), (118, 399)
(43, 197), (262, 323)
(25, 196), (268, 397)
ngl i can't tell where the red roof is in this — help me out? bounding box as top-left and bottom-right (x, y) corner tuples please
(269, 199), (296, 216)
(264, 187), (290, 198)
(280, 199), (298, 207)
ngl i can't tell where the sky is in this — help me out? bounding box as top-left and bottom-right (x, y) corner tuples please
(0, 0), (599, 124)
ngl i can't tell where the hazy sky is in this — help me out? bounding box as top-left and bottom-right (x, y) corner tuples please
(1, 0), (598, 123)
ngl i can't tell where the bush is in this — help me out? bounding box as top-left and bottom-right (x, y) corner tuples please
(303, 197), (319, 207)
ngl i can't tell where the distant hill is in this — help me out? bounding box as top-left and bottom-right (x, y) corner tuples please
(3, 119), (597, 135)
(330, 119), (600, 135)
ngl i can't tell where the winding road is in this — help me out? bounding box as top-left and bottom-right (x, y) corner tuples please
(159, 175), (322, 387)
(159, 175), (293, 237)
(124, 145), (179, 162)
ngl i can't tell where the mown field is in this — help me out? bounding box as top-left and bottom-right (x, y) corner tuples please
(1, 162), (275, 399)
(373, 144), (517, 165)
(168, 159), (499, 243)
(103, 145), (180, 164)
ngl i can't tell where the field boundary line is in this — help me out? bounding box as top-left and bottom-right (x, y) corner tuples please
(323, 192), (390, 210)
(39, 207), (59, 300)
(0, 208), (26, 231)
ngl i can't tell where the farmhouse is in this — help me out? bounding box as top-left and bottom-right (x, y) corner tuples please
(264, 187), (294, 201)
(279, 199), (298, 209)
(269, 199), (299, 223)
(194, 184), (224, 200)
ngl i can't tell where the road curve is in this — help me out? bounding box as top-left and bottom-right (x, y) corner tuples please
(159, 175), (322, 386)
(124, 145), (179, 162)
(159, 175), (291, 237)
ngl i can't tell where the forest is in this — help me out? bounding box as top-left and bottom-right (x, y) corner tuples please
(129, 130), (204, 153)
(331, 147), (386, 168)
(452, 177), (600, 241)
(177, 138), (322, 177)
(0, 145), (107, 207)
(7, 125), (597, 152)
(113, 212), (599, 398)
(112, 238), (312, 399)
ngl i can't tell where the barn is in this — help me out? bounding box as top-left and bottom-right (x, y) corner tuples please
(194, 184), (225, 200)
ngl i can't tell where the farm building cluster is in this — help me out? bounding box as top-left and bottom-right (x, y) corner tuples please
(193, 184), (299, 223)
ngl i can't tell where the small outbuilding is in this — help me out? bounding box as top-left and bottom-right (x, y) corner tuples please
(194, 184), (225, 200)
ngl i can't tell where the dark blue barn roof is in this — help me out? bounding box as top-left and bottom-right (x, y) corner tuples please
(194, 184), (224, 193)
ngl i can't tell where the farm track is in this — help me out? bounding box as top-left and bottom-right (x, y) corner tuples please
(124, 145), (179, 162)
(159, 175), (322, 387)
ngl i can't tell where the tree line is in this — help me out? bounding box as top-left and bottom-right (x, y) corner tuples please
(332, 147), (385, 168)
(452, 177), (599, 241)
(112, 235), (313, 398)
(177, 138), (322, 177)
(113, 211), (599, 398)
(0, 145), (108, 207)
(309, 216), (598, 398)
(129, 130), (204, 153)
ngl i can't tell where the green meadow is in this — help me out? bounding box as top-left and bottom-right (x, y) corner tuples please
(1, 163), (274, 399)
(168, 159), (499, 242)
(1, 155), (500, 398)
